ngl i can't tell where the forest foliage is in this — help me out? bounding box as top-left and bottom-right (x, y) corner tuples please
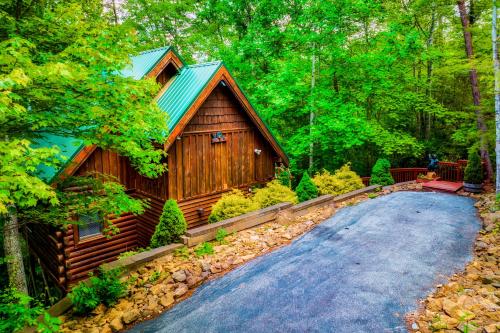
(0, 0), (498, 319)
(122, 0), (496, 176)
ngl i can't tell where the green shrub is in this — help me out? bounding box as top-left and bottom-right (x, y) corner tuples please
(150, 199), (187, 248)
(253, 180), (298, 208)
(68, 282), (100, 315)
(215, 228), (229, 243)
(69, 267), (126, 315)
(0, 288), (61, 333)
(276, 168), (291, 187)
(312, 164), (364, 196)
(149, 271), (161, 283)
(370, 158), (394, 186)
(464, 149), (483, 184)
(174, 246), (190, 259)
(194, 242), (214, 257)
(295, 172), (318, 202)
(208, 189), (259, 223)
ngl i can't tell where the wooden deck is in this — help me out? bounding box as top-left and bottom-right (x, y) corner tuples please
(422, 180), (463, 193)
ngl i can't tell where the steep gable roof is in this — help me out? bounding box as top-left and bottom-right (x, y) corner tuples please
(121, 46), (174, 80)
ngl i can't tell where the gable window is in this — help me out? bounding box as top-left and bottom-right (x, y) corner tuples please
(78, 211), (103, 239)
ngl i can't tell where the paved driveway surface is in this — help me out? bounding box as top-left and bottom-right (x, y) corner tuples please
(128, 191), (480, 333)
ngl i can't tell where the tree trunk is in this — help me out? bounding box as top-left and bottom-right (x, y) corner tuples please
(457, 0), (495, 181)
(425, 7), (437, 140)
(3, 205), (28, 294)
(309, 45), (316, 171)
(493, 1), (500, 193)
(111, 0), (118, 25)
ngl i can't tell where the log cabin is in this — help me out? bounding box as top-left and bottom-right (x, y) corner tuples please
(28, 46), (288, 290)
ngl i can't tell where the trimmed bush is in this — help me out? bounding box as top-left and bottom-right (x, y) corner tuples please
(253, 180), (298, 208)
(69, 267), (126, 315)
(464, 149), (483, 184)
(150, 199), (187, 248)
(295, 172), (318, 202)
(313, 164), (364, 196)
(208, 189), (259, 223)
(370, 158), (394, 186)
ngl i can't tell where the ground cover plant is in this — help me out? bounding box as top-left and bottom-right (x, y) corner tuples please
(68, 267), (126, 315)
(194, 242), (214, 257)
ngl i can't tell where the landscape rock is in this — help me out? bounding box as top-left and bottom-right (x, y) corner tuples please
(199, 260), (211, 272)
(172, 270), (187, 282)
(173, 283), (188, 298)
(109, 317), (123, 332)
(160, 293), (175, 307)
(122, 309), (140, 324)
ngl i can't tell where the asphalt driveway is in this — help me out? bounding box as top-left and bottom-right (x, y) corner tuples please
(128, 191), (480, 333)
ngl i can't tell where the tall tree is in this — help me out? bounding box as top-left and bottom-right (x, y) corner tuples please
(0, 0), (168, 291)
(493, 0), (500, 193)
(457, 0), (494, 180)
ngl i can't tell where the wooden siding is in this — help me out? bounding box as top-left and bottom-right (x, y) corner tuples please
(62, 213), (138, 285)
(26, 223), (66, 286)
(167, 85), (276, 227)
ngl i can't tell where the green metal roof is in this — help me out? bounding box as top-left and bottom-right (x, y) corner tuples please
(33, 134), (84, 182)
(157, 61), (222, 130)
(121, 46), (172, 80)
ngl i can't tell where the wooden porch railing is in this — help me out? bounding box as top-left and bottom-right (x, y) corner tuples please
(361, 161), (468, 186)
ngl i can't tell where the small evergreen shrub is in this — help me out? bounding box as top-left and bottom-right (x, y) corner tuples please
(295, 172), (318, 202)
(0, 288), (61, 333)
(464, 149), (484, 184)
(312, 164), (364, 196)
(69, 267), (126, 315)
(370, 158), (394, 186)
(253, 180), (298, 208)
(277, 168), (291, 188)
(208, 189), (259, 223)
(150, 199), (187, 248)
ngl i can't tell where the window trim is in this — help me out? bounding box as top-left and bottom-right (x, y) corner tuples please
(73, 212), (105, 245)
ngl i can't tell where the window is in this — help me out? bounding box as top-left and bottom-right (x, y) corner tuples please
(78, 211), (102, 239)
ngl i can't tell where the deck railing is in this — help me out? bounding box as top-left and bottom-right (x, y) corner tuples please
(361, 160), (468, 186)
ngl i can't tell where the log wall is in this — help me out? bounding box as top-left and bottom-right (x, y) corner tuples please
(34, 83), (280, 290)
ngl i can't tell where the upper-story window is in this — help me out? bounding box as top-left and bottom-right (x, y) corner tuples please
(156, 63), (178, 87)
